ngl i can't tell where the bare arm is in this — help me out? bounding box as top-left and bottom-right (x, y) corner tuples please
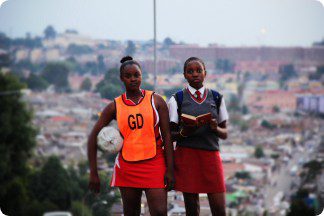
(210, 119), (228, 140)
(154, 94), (174, 190)
(88, 102), (116, 193)
(170, 122), (181, 142)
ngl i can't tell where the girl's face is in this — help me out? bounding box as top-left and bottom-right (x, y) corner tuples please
(121, 64), (142, 91)
(184, 60), (206, 89)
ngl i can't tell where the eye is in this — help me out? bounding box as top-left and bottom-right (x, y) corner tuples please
(124, 74), (131, 79)
(197, 69), (203, 73)
(187, 69), (193, 74)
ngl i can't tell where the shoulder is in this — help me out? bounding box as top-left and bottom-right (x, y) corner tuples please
(103, 101), (116, 114)
(153, 93), (166, 105)
(98, 101), (116, 123)
(208, 89), (222, 96)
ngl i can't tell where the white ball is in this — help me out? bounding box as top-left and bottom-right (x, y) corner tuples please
(97, 126), (123, 153)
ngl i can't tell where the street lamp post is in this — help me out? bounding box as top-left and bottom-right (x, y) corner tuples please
(153, 0), (157, 90)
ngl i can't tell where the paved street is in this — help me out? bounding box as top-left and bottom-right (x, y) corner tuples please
(264, 149), (305, 210)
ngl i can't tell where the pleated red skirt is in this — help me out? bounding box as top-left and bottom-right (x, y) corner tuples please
(110, 148), (166, 188)
(174, 146), (226, 193)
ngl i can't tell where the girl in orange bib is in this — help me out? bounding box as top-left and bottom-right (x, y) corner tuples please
(88, 56), (174, 216)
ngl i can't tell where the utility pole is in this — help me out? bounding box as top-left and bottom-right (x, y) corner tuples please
(153, 0), (157, 90)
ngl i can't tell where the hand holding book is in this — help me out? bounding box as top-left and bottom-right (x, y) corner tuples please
(210, 118), (218, 133)
(181, 112), (212, 127)
(180, 124), (197, 137)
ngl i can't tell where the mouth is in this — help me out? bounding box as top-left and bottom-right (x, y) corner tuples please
(193, 79), (201, 82)
(130, 83), (138, 87)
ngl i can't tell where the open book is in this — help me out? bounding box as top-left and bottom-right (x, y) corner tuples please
(180, 113), (212, 127)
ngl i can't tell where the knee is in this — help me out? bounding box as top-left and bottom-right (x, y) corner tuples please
(210, 203), (226, 216)
(150, 206), (167, 216)
(123, 206), (141, 216)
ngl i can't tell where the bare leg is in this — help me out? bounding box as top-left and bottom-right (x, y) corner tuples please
(145, 188), (167, 216)
(207, 192), (226, 216)
(119, 187), (143, 216)
(183, 192), (200, 216)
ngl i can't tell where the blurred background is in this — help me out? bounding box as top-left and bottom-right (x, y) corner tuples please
(0, 0), (323, 215)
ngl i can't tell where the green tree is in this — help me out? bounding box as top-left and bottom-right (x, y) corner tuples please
(71, 201), (92, 216)
(80, 78), (92, 91)
(96, 68), (123, 99)
(261, 119), (276, 129)
(239, 121), (249, 132)
(215, 59), (234, 73)
(0, 32), (11, 50)
(241, 105), (249, 115)
(83, 61), (99, 75)
(41, 62), (70, 92)
(279, 64), (297, 88)
(162, 37), (175, 49)
(287, 189), (315, 216)
(67, 44), (93, 55)
(254, 145), (265, 158)
(309, 66), (324, 81)
(26, 74), (49, 91)
(272, 105), (280, 113)
(38, 156), (72, 210)
(302, 160), (321, 183)
(235, 171), (251, 179)
(91, 173), (120, 216)
(163, 87), (182, 99)
(0, 73), (37, 215)
(97, 82), (123, 99)
(141, 81), (154, 91)
(125, 40), (136, 56)
(97, 55), (106, 74)
(270, 153), (279, 159)
(0, 53), (11, 68)
(44, 25), (57, 40)
(227, 94), (240, 112)
(312, 38), (324, 46)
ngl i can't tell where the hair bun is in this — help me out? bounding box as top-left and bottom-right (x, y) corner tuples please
(120, 56), (133, 64)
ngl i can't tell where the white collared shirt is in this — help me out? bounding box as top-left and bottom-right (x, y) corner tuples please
(187, 85), (205, 99)
(167, 85), (229, 124)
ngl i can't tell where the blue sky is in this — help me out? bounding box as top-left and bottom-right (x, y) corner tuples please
(0, 0), (323, 46)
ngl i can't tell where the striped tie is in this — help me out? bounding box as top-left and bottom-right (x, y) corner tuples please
(195, 90), (202, 101)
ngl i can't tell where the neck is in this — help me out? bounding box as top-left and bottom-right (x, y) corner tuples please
(126, 88), (142, 98)
(189, 84), (203, 90)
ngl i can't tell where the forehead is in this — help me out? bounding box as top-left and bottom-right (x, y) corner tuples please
(123, 64), (141, 73)
(186, 60), (204, 69)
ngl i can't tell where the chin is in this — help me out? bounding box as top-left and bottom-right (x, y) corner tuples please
(190, 82), (202, 88)
(128, 86), (140, 91)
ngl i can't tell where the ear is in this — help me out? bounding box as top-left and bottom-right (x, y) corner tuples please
(183, 72), (188, 80)
(204, 70), (207, 76)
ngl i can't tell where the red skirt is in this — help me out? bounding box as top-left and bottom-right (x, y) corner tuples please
(174, 146), (226, 193)
(110, 148), (166, 188)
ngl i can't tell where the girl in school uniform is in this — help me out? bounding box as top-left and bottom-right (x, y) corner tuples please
(168, 57), (229, 216)
(88, 56), (174, 216)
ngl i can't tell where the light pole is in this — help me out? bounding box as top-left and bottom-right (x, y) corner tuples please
(153, 0), (157, 90)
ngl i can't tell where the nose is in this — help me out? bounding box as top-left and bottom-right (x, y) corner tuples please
(192, 70), (199, 76)
(130, 76), (137, 81)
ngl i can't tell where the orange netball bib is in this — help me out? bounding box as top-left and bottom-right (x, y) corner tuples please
(115, 90), (157, 162)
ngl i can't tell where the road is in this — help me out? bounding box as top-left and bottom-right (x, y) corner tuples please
(264, 150), (303, 210)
